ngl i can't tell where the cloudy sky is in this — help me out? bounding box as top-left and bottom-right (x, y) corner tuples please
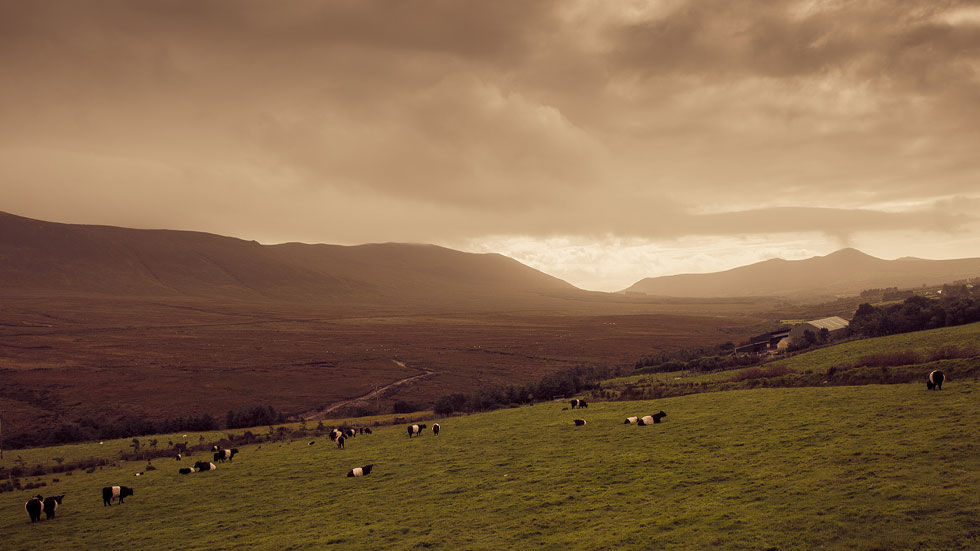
(2, 0), (980, 291)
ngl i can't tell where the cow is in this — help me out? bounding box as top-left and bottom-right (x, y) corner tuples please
(346, 464), (374, 477)
(43, 495), (64, 520)
(178, 467), (194, 475)
(214, 448), (238, 462)
(25, 495), (44, 523)
(652, 411), (667, 423)
(407, 424), (427, 437)
(573, 419), (587, 426)
(329, 429), (343, 441)
(135, 472), (144, 477)
(337, 435), (345, 449)
(624, 416), (638, 424)
(175, 453), (182, 461)
(308, 440), (316, 446)
(637, 415), (654, 426)
(194, 461), (216, 472)
(344, 428), (356, 438)
(432, 423), (440, 435)
(102, 486), (134, 506)
(211, 445), (220, 452)
(927, 370), (945, 390)
(570, 399), (588, 409)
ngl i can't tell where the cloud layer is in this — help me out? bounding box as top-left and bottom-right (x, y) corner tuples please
(2, 0), (980, 288)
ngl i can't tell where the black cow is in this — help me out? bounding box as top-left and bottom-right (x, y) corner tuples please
(432, 423), (440, 435)
(194, 461), (216, 471)
(573, 419), (587, 426)
(407, 424), (427, 437)
(214, 448), (238, 462)
(178, 467), (194, 475)
(102, 486), (134, 506)
(347, 464), (374, 477)
(43, 495), (64, 520)
(25, 495), (44, 523)
(927, 370), (945, 390)
(337, 435), (345, 449)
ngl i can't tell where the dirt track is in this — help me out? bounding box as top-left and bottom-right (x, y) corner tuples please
(298, 360), (435, 420)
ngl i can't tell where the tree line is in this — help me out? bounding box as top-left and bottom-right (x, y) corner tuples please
(850, 288), (980, 338)
(433, 364), (618, 415)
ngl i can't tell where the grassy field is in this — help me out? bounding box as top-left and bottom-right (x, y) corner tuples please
(3, 382), (979, 550)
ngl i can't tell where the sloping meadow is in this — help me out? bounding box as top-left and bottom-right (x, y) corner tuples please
(3, 382), (979, 550)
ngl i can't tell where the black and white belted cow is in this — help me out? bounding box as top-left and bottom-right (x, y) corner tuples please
(624, 416), (638, 424)
(570, 399), (589, 409)
(178, 467), (194, 475)
(214, 448), (238, 462)
(25, 495), (44, 523)
(102, 486), (134, 506)
(344, 428), (356, 438)
(329, 428), (343, 442)
(927, 370), (945, 390)
(43, 495), (64, 520)
(637, 411), (667, 425)
(573, 419), (587, 426)
(432, 423), (440, 435)
(194, 461), (216, 472)
(347, 464), (374, 477)
(336, 435), (345, 449)
(407, 424), (427, 437)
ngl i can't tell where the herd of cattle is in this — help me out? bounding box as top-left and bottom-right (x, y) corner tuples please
(20, 370), (948, 524)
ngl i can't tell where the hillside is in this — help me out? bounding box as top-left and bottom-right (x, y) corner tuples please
(2, 383), (978, 550)
(624, 247), (980, 298)
(0, 211), (577, 310)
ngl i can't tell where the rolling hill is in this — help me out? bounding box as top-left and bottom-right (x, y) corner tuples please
(0, 211), (577, 310)
(623, 247), (980, 299)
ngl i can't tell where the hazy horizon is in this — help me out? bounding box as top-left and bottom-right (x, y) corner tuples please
(3, 1), (980, 291)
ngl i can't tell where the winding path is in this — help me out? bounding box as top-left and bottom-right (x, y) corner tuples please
(298, 360), (435, 420)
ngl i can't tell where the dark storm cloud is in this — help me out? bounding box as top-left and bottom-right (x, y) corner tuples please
(1, 0), (979, 252)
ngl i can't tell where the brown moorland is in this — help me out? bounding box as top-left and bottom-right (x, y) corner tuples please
(0, 212), (769, 436)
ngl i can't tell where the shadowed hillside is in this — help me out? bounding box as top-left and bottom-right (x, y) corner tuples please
(624, 248), (980, 299)
(0, 211), (576, 310)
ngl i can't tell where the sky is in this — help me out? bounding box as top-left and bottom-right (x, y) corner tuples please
(2, 0), (980, 291)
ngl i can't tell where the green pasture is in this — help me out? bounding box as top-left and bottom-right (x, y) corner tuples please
(3, 382), (979, 550)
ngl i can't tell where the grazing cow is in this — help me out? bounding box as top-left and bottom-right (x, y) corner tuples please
(624, 416), (638, 424)
(432, 423), (440, 435)
(570, 399), (581, 409)
(652, 411), (667, 423)
(25, 495), (44, 523)
(637, 415), (655, 426)
(214, 448), (238, 462)
(346, 464), (374, 477)
(194, 461), (216, 472)
(308, 440), (315, 446)
(337, 435), (345, 449)
(178, 467), (194, 475)
(363, 427), (372, 434)
(344, 428), (356, 438)
(329, 429), (343, 441)
(175, 453), (182, 461)
(102, 486), (134, 506)
(927, 370), (945, 390)
(43, 495), (64, 520)
(573, 419), (587, 426)
(407, 424), (427, 437)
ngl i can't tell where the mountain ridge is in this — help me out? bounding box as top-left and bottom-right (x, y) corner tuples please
(624, 247), (980, 298)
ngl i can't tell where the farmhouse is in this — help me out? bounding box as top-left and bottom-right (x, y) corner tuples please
(787, 316), (850, 346)
(734, 329), (791, 356)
